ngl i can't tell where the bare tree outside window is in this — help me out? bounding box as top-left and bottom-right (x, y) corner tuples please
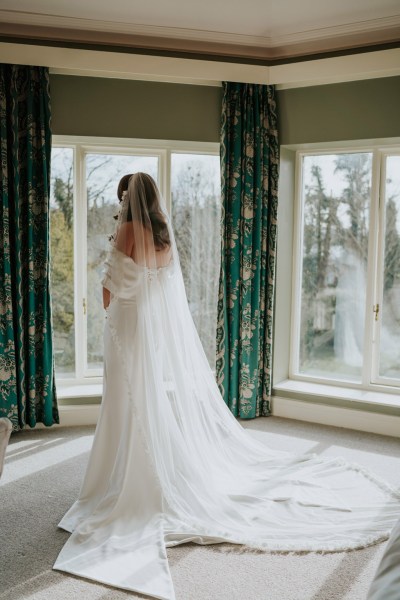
(171, 154), (221, 368)
(299, 153), (372, 381)
(379, 155), (400, 380)
(50, 148), (75, 376)
(86, 154), (159, 371)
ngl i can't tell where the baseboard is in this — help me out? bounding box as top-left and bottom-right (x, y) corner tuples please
(32, 398), (400, 437)
(31, 404), (100, 429)
(272, 395), (400, 438)
(60, 404), (101, 426)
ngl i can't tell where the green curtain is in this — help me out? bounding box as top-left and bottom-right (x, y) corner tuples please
(216, 82), (279, 418)
(0, 64), (58, 431)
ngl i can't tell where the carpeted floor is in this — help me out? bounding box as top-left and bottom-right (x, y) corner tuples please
(1, 416), (399, 600)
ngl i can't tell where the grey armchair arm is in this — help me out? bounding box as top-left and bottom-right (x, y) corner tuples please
(0, 417), (13, 479)
(367, 518), (400, 600)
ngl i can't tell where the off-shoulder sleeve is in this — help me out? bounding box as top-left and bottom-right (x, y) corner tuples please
(100, 246), (120, 295)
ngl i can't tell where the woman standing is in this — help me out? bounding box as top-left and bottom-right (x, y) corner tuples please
(53, 172), (400, 600)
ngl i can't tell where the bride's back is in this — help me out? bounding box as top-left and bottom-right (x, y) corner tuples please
(113, 172), (173, 269)
(115, 220), (172, 268)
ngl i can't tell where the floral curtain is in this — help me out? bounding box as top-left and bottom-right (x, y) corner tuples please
(0, 64), (58, 430)
(216, 82), (279, 418)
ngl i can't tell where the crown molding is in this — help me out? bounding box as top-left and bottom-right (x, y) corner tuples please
(49, 67), (222, 87)
(1, 10), (399, 46)
(273, 14), (400, 46)
(0, 10), (399, 60)
(1, 41), (400, 89)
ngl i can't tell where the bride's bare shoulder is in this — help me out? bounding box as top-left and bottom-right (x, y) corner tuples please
(115, 221), (134, 255)
(117, 221), (134, 235)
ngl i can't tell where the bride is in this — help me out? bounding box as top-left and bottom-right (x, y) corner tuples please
(53, 172), (400, 600)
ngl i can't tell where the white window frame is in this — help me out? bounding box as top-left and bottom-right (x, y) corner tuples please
(290, 141), (400, 397)
(372, 149), (400, 388)
(52, 135), (220, 388)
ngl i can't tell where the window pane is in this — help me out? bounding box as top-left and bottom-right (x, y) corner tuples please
(50, 148), (75, 377)
(299, 153), (372, 381)
(171, 153), (221, 368)
(86, 155), (159, 371)
(379, 155), (400, 381)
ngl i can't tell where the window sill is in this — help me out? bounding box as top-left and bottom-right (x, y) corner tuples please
(57, 378), (400, 411)
(53, 377), (400, 434)
(56, 377), (178, 403)
(273, 379), (400, 410)
(56, 382), (103, 401)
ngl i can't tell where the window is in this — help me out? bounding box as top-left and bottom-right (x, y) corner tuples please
(50, 138), (220, 383)
(375, 154), (400, 383)
(50, 147), (75, 377)
(85, 153), (159, 372)
(171, 153), (221, 363)
(292, 147), (400, 391)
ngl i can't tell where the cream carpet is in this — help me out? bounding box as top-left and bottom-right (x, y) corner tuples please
(1, 416), (399, 600)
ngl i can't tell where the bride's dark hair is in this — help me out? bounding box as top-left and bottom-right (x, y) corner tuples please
(117, 173), (133, 203)
(116, 172), (170, 250)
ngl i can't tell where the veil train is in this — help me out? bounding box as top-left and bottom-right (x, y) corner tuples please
(53, 173), (400, 600)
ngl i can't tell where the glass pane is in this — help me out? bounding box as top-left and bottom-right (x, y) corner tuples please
(299, 153), (372, 381)
(50, 148), (75, 377)
(379, 155), (400, 381)
(86, 154), (159, 371)
(171, 153), (221, 368)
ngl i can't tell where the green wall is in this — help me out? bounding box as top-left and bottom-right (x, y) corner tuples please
(50, 75), (222, 142)
(277, 76), (400, 144)
(50, 74), (400, 145)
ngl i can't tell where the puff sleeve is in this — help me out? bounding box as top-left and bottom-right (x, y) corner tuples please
(100, 246), (120, 296)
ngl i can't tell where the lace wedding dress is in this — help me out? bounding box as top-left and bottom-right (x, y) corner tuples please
(53, 173), (400, 600)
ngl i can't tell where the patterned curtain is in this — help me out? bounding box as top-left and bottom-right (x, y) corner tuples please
(0, 64), (59, 430)
(216, 82), (279, 418)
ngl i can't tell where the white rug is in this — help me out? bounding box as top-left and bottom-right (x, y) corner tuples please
(1, 416), (399, 600)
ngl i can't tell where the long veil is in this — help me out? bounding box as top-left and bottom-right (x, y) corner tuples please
(53, 173), (400, 600)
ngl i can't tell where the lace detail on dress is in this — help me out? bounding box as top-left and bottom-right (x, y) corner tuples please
(106, 307), (178, 515)
(106, 310), (151, 454)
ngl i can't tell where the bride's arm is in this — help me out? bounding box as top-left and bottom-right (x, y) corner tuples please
(103, 286), (111, 309)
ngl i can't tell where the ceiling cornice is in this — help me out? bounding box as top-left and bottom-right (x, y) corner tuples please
(0, 9), (400, 60)
(1, 41), (400, 90)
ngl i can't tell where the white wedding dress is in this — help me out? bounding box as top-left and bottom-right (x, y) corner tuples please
(53, 177), (400, 600)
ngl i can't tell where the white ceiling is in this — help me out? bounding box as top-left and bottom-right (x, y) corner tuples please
(1, 0), (399, 51)
(1, 0), (399, 88)
(0, 0), (399, 36)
